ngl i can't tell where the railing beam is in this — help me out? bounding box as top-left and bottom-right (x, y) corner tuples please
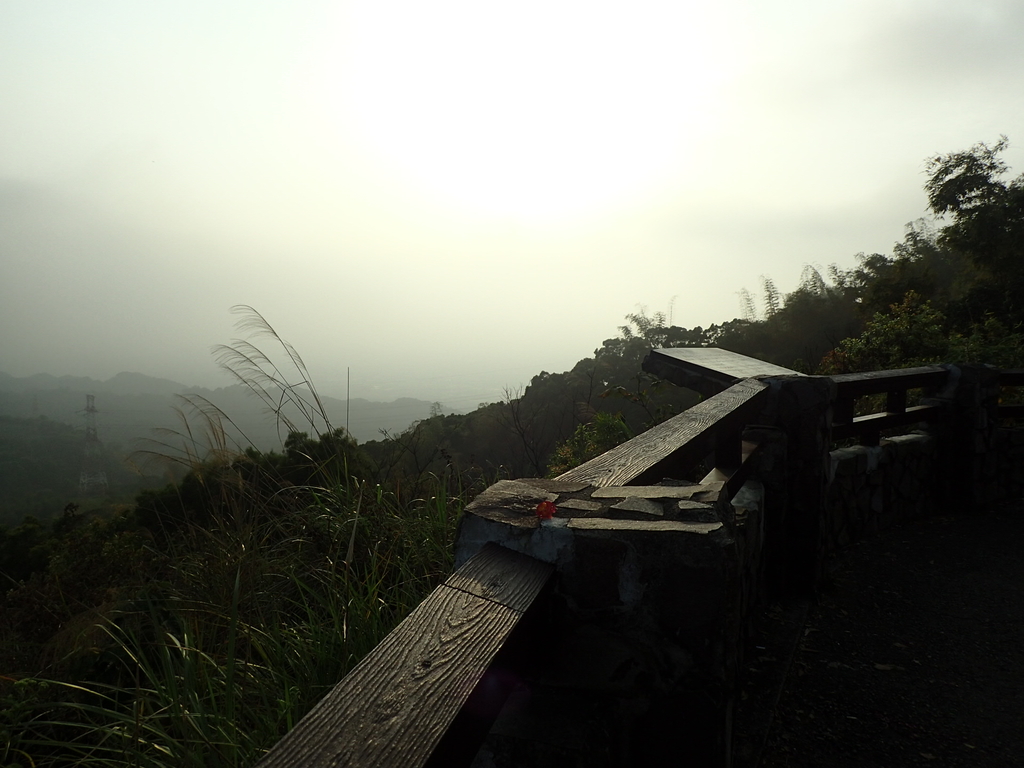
(557, 378), (769, 487)
(830, 368), (948, 445)
(831, 405), (941, 441)
(830, 366), (948, 397)
(255, 544), (553, 768)
(998, 369), (1024, 420)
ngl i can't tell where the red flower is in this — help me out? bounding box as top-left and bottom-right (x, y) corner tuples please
(535, 501), (557, 519)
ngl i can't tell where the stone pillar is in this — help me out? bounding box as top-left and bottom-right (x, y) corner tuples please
(740, 426), (788, 602)
(928, 365), (1000, 512)
(456, 475), (764, 768)
(758, 376), (835, 595)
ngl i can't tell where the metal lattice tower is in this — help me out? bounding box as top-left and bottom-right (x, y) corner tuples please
(79, 394), (109, 495)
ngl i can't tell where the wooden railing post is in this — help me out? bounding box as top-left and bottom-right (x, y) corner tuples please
(886, 387), (908, 415)
(830, 366), (948, 446)
(998, 370), (1024, 420)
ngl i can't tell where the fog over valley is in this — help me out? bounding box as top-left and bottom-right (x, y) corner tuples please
(5, 6), (1024, 752)
(3, 0), (1024, 420)
(0, 370), (447, 447)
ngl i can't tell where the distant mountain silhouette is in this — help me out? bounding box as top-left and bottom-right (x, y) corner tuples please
(0, 371), (191, 396)
(0, 371), (449, 449)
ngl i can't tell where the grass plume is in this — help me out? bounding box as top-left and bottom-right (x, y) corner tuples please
(1, 308), (462, 767)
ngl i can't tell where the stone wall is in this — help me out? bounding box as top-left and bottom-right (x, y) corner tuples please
(458, 476), (767, 768)
(813, 366), (1023, 574)
(824, 432), (938, 555)
(456, 364), (1023, 767)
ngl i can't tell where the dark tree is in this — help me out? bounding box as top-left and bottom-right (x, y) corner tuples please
(925, 136), (1024, 322)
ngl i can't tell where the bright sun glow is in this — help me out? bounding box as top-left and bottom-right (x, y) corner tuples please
(320, 0), (733, 220)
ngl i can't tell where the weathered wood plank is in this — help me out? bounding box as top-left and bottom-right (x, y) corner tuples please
(556, 378), (768, 487)
(831, 366), (947, 398)
(643, 347), (802, 397)
(256, 588), (515, 768)
(831, 405), (940, 440)
(446, 542), (554, 612)
(256, 545), (553, 768)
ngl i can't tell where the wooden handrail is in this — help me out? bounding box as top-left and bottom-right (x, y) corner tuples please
(252, 356), (1024, 767)
(830, 366), (949, 445)
(830, 365), (948, 397)
(255, 543), (553, 768)
(998, 369), (1024, 387)
(831, 405), (943, 442)
(642, 347), (802, 397)
(555, 377), (769, 488)
(998, 370), (1024, 419)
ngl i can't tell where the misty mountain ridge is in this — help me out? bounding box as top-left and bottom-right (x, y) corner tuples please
(0, 370), (195, 396)
(0, 370), (456, 448)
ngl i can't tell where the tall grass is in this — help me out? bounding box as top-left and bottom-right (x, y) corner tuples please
(1, 308), (464, 767)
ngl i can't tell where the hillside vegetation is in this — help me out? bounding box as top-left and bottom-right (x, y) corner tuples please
(2, 138), (1023, 767)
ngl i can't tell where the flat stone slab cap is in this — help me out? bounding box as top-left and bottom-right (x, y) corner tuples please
(463, 479), (725, 530)
(677, 500), (715, 511)
(465, 479), (556, 510)
(568, 518), (723, 534)
(591, 483), (725, 501)
(592, 485), (706, 499)
(464, 479), (557, 528)
(558, 498), (603, 513)
(515, 478), (590, 493)
(609, 498), (664, 517)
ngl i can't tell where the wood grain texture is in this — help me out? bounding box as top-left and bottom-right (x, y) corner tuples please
(445, 543), (553, 612)
(255, 545), (552, 768)
(831, 366), (948, 398)
(646, 347), (803, 380)
(556, 378), (768, 487)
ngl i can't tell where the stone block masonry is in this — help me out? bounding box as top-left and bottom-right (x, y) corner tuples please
(822, 366), (1024, 569)
(454, 361), (1024, 767)
(825, 432), (937, 556)
(256, 356), (1024, 768)
(458, 475), (766, 768)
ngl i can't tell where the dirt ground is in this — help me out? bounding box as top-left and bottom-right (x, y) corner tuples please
(738, 502), (1024, 768)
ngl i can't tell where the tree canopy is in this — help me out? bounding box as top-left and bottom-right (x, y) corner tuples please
(924, 136), (1024, 323)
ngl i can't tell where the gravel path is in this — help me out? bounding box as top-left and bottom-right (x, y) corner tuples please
(746, 504), (1024, 768)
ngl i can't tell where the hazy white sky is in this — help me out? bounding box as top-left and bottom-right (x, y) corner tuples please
(2, 0), (1023, 411)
